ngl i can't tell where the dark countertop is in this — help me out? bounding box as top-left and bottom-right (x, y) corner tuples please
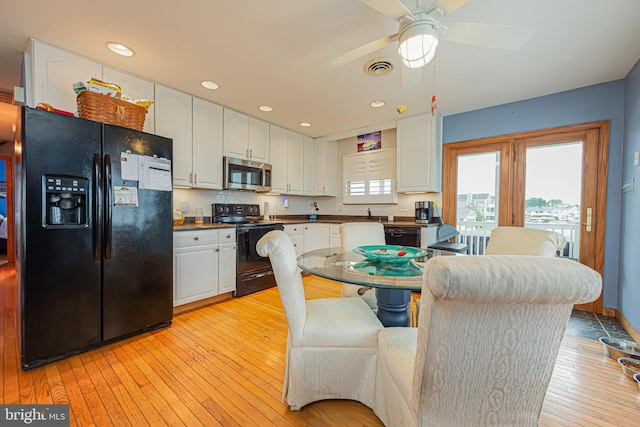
(173, 215), (439, 231)
(173, 223), (235, 232)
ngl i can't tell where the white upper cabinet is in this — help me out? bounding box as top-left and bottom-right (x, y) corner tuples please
(303, 136), (315, 195)
(223, 108), (249, 159)
(192, 97), (224, 189)
(268, 127), (304, 195)
(248, 117), (270, 163)
(29, 40), (102, 113)
(269, 125), (288, 193)
(155, 84), (193, 187)
(396, 114), (442, 193)
(102, 67), (155, 134)
(313, 138), (337, 196)
(29, 41), (155, 135)
(223, 110), (270, 162)
(286, 131), (304, 195)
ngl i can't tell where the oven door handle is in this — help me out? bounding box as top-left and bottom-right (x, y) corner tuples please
(241, 270), (274, 281)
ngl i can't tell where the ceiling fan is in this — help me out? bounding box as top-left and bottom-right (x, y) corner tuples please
(329, 0), (535, 70)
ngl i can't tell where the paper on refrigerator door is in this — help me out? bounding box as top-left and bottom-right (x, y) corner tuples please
(114, 185), (139, 206)
(120, 152), (140, 181)
(138, 156), (172, 191)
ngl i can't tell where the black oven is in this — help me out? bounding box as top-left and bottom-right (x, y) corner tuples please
(213, 203), (283, 297)
(235, 222), (284, 297)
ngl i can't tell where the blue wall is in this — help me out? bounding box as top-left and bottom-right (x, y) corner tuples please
(621, 60), (640, 332)
(442, 80), (627, 326)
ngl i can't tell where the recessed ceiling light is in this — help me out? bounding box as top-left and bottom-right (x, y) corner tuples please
(299, 122), (312, 127)
(259, 105), (273, 112)
(105, 42), (134, 57)
(370, 100), (385, 108)
(201, 81), (219, 90)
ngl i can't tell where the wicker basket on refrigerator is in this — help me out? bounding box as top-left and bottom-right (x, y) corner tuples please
(77, 90), (147, 131)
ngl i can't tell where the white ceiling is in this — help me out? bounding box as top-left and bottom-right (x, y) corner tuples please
(1, 0), (640, 142)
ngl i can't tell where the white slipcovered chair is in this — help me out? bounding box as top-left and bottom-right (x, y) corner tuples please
(256, 230), (383, 410)
(416, 226), (568, 323)
(373, 255), (602, 427)
(339, 222), (386, 311)
(485, 226), (567, 256)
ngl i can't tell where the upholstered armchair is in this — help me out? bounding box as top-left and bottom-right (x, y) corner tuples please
(373, 255), (602, 427)
(256, 230), (383, 410)
(339, 222), (386, 311)
(484, 226), (567, 256)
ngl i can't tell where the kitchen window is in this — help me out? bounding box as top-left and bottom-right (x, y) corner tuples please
(343, 149), (396, 204)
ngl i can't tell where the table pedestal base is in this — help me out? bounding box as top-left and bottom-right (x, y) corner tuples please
(376, 288), (411, 327)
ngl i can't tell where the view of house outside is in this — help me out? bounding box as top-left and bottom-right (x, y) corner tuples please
(455, 143), (583, 258)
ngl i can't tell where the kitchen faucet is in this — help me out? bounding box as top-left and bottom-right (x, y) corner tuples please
(367, 208), (372, 220)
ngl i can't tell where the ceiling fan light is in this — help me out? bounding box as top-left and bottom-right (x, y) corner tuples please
(398, 22), (438, 68)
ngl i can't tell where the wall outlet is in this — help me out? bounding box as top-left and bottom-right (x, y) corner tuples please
(399, 204), (408, 213)
(622, 178), (635, 192)
(634, 151), (640, 166)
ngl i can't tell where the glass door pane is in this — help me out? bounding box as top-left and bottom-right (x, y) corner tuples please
(456, 152), (500, 254)
(524, 142), (583, 259)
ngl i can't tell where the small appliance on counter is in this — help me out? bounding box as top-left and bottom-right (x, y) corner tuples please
(415, 201), (434, 224)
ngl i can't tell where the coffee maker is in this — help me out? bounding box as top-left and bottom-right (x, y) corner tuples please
(415, 201), (434, 224)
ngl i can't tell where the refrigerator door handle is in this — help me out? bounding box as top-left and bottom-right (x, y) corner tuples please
(104, 154), (113, 260)
(93, 153), (102, 261)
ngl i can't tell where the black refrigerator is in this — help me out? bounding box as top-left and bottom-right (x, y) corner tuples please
(16, 107), (173, 370)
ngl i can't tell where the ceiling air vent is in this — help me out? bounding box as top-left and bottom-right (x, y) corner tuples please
(0, 88), (13, 105)
(363, 59), (394, 77)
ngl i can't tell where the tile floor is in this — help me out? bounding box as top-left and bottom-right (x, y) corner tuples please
(566, 310), (635, 342)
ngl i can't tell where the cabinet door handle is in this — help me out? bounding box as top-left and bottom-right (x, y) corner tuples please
(193, 236), (199, 241)
(194, 173), (198, 185)
(215, 248), (219, 252)
(189, 172), (193, 184)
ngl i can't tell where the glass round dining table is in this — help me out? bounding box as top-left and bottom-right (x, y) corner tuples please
(297, 247), (461, 327)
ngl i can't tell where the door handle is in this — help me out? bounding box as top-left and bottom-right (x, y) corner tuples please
(582, 207), (592, 232)
(93, 153), (102, 261)
(104, 154), (113, 260)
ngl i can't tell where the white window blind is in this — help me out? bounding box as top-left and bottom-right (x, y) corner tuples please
(343, 149), (396, 204)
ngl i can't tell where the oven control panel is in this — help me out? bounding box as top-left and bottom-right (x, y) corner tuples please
(213, 203), (260, 222)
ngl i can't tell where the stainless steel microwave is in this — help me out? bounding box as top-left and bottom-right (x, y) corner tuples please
(223, 156), (272, 192)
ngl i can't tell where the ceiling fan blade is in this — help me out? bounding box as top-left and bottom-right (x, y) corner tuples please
(329, 33), (399, 68)
(442, 22), (535, 50)
(431, 0), (470, 15)
(360, 0), (414, 22)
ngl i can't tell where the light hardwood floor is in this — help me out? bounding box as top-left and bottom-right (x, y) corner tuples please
(1, 265), (638, 426)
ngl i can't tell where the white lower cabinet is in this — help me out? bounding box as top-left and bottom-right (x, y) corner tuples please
(173, 228), (236, 306)
(303, 223), (330, 252)
(330, 224), (341, 249)
(217, 230), (237, 294)
(283, 224), (304, 255)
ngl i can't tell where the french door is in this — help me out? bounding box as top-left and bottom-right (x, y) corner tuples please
(442, 121), (609, 313)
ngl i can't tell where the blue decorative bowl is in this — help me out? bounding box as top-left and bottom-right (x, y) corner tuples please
(353, 245), (427, 267)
